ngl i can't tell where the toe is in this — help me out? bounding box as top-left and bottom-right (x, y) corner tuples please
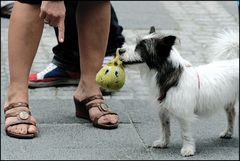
(6, 126), (13, 133)
(16, 124), (28, 134)
(11, 125), (18, 133)
(109, 115), (118, 124)
(28, 125), (38, 134)
(7, 125), (18, 134)
(98, 115), (110, 124)
(98, 115), (118, 125)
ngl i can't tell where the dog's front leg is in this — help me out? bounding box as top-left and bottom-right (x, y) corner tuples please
(178, 118), (195, 157)
(153, 109), (170, 148)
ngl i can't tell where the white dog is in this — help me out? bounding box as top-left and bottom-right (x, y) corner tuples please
(121, 27), (239, 157)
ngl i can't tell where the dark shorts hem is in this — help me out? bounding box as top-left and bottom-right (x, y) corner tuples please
(18, 0), (42, 5)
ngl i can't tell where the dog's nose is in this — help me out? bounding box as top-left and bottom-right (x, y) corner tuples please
(119, 48), (126, 55)
(119, 48), (126, 62)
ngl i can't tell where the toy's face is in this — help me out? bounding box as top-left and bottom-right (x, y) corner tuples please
(96, 48), (126, 91)
(96, 64), (125, 91)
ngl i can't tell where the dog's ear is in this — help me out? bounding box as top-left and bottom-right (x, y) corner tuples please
(155, 35), (176, 59)
(163, 35), (176, 46)
(149, 26), (156, 34)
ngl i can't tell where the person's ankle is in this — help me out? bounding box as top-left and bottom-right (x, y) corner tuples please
(7, 84), (28, 104)
(74, 80), (102, 100)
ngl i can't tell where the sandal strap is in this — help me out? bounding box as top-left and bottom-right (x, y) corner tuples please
(5, 110), (31, 119)
(5, 118), (36, 131)
(4, 102), (29, 113)
(75, 95), (119, 126)
(80, 95), (103, 105)
(87, 102), (118, 124)
(86, 102), (111, 112)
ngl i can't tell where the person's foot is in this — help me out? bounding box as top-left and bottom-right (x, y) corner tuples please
(28, 55), (114, 88)
(74, 81), (119, 129)
(28, 63), (80, 88)
(4, 102), (38, 138)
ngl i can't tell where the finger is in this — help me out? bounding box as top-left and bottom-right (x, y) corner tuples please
(44, 19), (49, 24)
(45, 15), (55, 27)
(44, 16), (50, 24)
(48, 18), (58, 27)
(58, 18), (65, 43)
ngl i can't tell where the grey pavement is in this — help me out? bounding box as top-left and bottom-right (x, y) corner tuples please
(1, 1), (239, 160)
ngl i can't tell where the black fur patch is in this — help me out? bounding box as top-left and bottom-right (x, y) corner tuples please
(156, 61), (183, 98)
(136, 34), (183, 99)
(136, 35), (176, 67)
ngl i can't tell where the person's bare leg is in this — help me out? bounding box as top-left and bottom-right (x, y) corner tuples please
(5, 2), (44, 135)
(74, 1), (118, 125)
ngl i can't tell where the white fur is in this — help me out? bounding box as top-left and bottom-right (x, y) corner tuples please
(152, 56), (238, 157)
(208, 30), (239, 61)
(123, 30), (239, 157)
(121, 43), (142, 63)
(140, 50), (239, 120)
(169, 47), (192, 67)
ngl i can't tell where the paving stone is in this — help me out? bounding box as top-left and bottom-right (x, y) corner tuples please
(1, 1), (238, 160)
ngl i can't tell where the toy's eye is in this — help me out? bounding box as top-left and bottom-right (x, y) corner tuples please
(115, 68), (119, 77)
(104, 67), (112, 75)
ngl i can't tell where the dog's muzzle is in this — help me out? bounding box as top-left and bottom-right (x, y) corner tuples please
(122, 60), (144, 66)
(119, 48), (144, 66)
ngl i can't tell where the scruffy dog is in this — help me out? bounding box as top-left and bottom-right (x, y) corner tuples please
(121, 27), (239, 157)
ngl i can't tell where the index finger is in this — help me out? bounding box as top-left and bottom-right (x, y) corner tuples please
(58, 18), (65, 43)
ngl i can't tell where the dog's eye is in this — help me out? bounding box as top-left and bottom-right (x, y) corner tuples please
(104, 67), (112, 75)
(115, 68), (119, 77)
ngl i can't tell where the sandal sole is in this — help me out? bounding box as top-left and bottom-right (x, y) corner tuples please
(6, 131), (37, 139)
(93, 123), (119, 130)
(28, 79), (79, 88)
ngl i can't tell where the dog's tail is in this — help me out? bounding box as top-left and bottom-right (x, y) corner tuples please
(209, 30), (239, 61)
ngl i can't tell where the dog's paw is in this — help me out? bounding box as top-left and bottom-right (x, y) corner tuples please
(219, 130), (233, 139)
(152, 139), (168, 148)
(180, 145), (195, 157)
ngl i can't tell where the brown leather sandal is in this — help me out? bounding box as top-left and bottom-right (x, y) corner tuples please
(73, 95), (119, 129)
(4, 102), (37, 139)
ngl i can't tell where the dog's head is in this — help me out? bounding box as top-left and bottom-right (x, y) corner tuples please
(121, 27), (189, 98)
(121, 26), (177, 70)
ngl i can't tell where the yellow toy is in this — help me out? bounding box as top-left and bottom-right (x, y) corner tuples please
(96, 48), (125, 91)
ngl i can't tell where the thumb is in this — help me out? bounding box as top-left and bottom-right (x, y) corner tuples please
(58, 18), (65, 43)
